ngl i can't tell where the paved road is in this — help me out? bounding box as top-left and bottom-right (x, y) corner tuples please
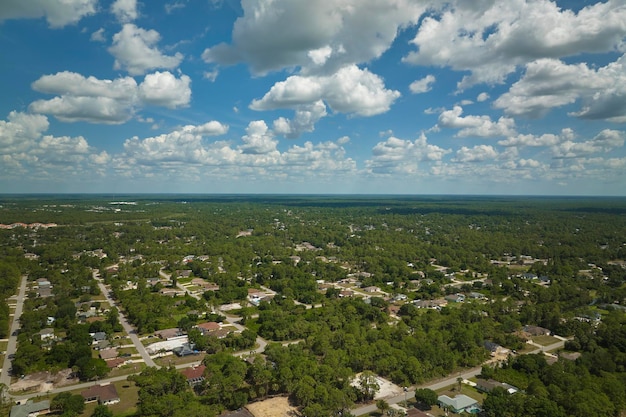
(352, 338), (566, 416)
(0, 275), (28, 388)
(94, 271), (157, 368)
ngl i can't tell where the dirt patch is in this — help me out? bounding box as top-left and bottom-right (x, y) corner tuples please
(246, 396), (299, 417)
(10, 369), (78, 394)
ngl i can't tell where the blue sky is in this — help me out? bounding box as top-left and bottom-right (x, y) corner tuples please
(1, 0), (625, 195)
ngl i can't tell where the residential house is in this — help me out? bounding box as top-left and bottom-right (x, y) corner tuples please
(159, 288), (185, 297)
(175, 269), (192, 278)
(10, 400), (50, 417)
(91, 332), (107, 344)
(173, 343), (198, 357)
(339, 289), (354, 298)
(155, 328), (183, 340)
(181, 364), (206, 386)
(99, 348), (118, 360)
(363, 286), (381, 293)
(105, 357), (126, 369)
(437, 394), (479, 414)
(39, 328), (55, 341)
(81, 383), (120, 405)
(445, 293), (465, 303)
(476, 378), (519, 394)
(196, 322), (220, 335)
(522, 325), (551, 336)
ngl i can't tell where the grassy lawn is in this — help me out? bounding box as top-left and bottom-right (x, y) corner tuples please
(0, 340), (8, 351)
(79, 380), (139, 417)
(154, 353), (205, 367)
(532, 335), (560, 346)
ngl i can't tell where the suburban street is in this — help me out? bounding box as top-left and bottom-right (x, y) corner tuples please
(352, 337), (566, 416)
(94, 271), (157, 368)
(0, 275), (27, 388)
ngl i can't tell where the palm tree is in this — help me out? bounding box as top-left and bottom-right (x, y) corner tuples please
(376, 399), (390, 416)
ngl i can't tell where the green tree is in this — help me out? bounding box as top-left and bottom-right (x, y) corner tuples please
(51, 392), (85, 417)
(91, 404), (113, 417)
(413, 388), (437, 409)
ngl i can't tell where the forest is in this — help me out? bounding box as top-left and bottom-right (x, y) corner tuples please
(1, 195), (625, 416)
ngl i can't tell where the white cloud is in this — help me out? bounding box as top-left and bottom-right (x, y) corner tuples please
(111, 0), (138, 23)
(0, 111), (106, 180)
(109, 24), (184, 76)
(0, 111), (49, 154)
(272, 100), (327, 139)
(498, 128), (574, 147)
(0, 0), (97, 28)
(403, 0), (626, 90)
(494, 55), (626, 120)
(203, 70), (219, 82)
(29, 71), (190, 123)
(437, 106), (516, 137)
(91, 28), (106, 43)
(187, 121), (229, 136)
(138, 71), (191, 109)
(251, 65), (400, 117)
(202, 0), (428, 75)
(366, 133), (451, 174)
(120, 120), (356, 178)
(453, 145), (499, 163)
(409, 75), (435, 94)
(239, 121), (278, 155)
(552, 129), (625, 158)
(477, 92), (489, 102)
(29, 96), (136, 124)
(165, 2), (186, 14)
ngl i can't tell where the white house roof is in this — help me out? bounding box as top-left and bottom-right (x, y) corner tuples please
(438, 394), (478, 411)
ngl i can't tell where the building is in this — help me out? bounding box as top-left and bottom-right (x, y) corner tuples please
(196, 321), (221, 335)
(181, 364), (206, 386)
(10, 400), (50, 417)
(81, 383), (120, 405)
(437, 394), (479, 414)
(476, 378), (519, 394)
(522, 325), (551, 336)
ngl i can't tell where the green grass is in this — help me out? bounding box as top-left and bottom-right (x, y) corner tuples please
(532, 335), (560, 346)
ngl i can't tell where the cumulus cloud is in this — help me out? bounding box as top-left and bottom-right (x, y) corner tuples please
(91, 28), (106, 43)
(29, 71), (191, 123)
(498, 128), (574, 147)
(477, 92), (489, 102)
(109, 24), (184, 76)
(437, 106), (516, 137)
(366, 133), (451, 174)
(251, 65), (400, 117)
(494, 55), (626, 120)
(0, 111), (49, 154)
(239, 121), (278, 155)
(0, 111), (104, 179)
(453, 145), (499, 163)
(121, 119), (356, 178)
(409, 75), (435, 94)
(403, 0), (626, 90)
(552, 129), (625, 158)
(138, 71), (191, 108)
(0, 0), (97, 28)
(272, 101), (327, 139)
(111, 0), (138, 23)
(202, 0), (428, 75)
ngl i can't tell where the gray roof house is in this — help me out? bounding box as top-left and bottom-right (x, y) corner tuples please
(10, 400), (51, 417)
(438, 394), (479, 414)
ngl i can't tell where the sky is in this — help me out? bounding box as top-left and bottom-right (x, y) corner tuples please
(1, 0), (625, 195)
